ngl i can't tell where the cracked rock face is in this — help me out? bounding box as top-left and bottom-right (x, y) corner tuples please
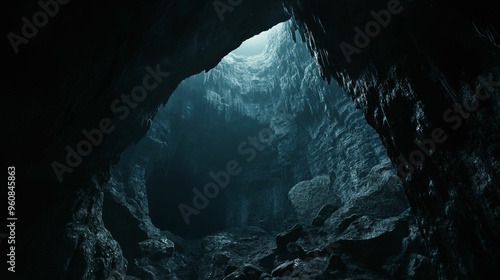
(283, 0), (500, 278)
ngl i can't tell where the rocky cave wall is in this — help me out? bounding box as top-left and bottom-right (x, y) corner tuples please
(7, 0), (289, 278)
(282, 0), (500, 278)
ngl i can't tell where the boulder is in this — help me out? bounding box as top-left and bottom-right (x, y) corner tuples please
(288, 176), (337, 224)
(137, 238), (175, 258)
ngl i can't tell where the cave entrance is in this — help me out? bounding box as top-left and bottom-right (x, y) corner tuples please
(230, 26), (273, 56)
(105, 20), (398, 241)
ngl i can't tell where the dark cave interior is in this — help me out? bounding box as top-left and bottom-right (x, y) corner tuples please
(4, 0), (500, 279)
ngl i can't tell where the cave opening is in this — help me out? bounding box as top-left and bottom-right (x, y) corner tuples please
(100, 17), (425, 279)
(230, 26), (273, 57)
(104, 20), (399, 241)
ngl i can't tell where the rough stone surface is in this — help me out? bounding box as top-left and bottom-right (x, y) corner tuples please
(288, 176), (337, 224)
(137, 238), (175, 258)
(284, 0), (500, 278)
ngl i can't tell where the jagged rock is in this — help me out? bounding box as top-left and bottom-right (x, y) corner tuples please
(137, 238), (175, 258)
(405, 254), (435, 279)
(271, 260), (295, 277)
(288, 176), (337, 224)
(340, 215), (408, 241)
(331, 214), (411, 272)
(196, 228), (276, 280)
(276, 224), (303, 252)
(284, 0), (500, 276)
(325, 163), (408, 231)
(104, 181), (160, 259)
(312, 204), (339, 227)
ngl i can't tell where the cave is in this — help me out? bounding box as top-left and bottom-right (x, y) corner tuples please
(5, 0), (499, 279)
